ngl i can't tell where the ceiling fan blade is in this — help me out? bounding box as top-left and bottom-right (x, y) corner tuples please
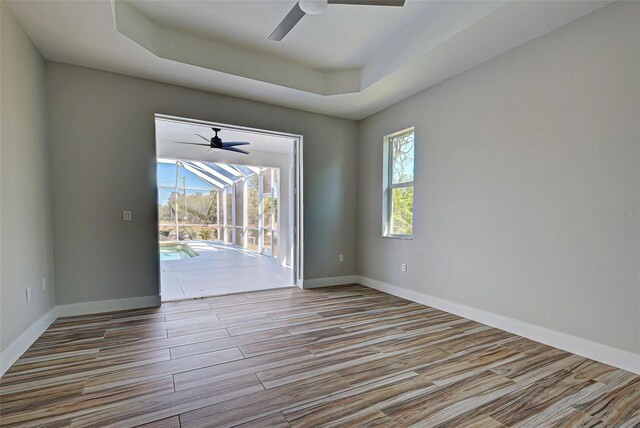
(222, 147), (250, 155)
(195, 133), (211, 143)
(328, 0), (405, 5)
(175, 142), (210, 147)
(268, 2), (306, 41)
(221, 141), (250, 147)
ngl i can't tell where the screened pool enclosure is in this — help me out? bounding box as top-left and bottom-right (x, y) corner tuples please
(157, 159), (280, 258)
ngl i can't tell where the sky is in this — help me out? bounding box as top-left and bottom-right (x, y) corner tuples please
(157, 162), (215, 189)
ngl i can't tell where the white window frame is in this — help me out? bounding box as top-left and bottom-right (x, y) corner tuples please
(382, 127), (415, 239)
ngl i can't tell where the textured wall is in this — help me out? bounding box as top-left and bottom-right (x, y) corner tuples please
(357, 2), (640, 354)
(0, 3), (56, 352)
(46, 63), (358, 304)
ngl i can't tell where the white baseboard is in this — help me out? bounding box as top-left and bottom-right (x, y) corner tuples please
(57, 295), (161, 317)
(302, 275), (360, 289)
(3, 280), (637, 377)
(0, 307), (58, 376)
(1, 295), (161, 376)
(358, 276), (640, 375)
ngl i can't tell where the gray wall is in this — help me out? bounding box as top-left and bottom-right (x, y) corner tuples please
(46, 63), (358, 304)
(357, 1), (640, 354)
(0, 3), (56, 352)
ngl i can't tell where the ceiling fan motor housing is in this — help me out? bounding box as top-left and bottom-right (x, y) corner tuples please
(211, 128), (222, 148)
(300, 0), (328, 15)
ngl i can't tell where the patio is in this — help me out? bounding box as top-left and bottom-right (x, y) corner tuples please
(158, 158), (294, 300)
(160, 240), (294, 300)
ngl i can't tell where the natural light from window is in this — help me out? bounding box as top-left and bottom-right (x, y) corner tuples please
(383, 128), (414, 238)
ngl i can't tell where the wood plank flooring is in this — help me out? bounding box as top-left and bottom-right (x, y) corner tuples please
(1, 285), (638, 427)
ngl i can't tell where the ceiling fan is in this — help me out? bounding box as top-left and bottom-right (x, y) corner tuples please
(269, 0), (406, 41)
(175, 128), (250, 155)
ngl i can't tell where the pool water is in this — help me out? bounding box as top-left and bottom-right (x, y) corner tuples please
(159, 244), (198, 261)
(160, 251), (189, 261)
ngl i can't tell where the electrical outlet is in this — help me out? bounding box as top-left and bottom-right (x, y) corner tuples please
(26, 287), (32, 302)
(338, 254), (344, 263)
(42, 277), (46, 291)
(123, 211), (132, 221)
(401, 263), (408, 272)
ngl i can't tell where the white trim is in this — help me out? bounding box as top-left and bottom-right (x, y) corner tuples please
(294, 136), (304, 287)
(57, 295), (161, 317)
(1, 296), (162, 375)
(1, 307), (58, 376)
(382, 127), (415, 239)
(243, 177), (249, 249)
(358, 276), (640, 375)
(302, 275), (360, 289)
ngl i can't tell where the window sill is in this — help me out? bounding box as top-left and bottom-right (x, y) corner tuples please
(382, 234), (413, 240)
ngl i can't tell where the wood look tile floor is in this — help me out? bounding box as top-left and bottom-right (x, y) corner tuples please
(1, 285), (638, 428)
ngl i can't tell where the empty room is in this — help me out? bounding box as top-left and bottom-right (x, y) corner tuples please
(0, 0), (638, 427)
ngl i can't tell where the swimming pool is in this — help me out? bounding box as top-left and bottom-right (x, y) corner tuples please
(159, 243), (198, 261)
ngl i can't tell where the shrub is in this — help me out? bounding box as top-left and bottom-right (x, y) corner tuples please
(199, 228), (214, 240)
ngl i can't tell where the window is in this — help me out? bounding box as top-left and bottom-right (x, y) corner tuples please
(247, 175), (259, 228)
(156, 160), (281, 257)
(383, 128), (415, 238)
(260, 169), (278, 257)
(224, 186), (233, 243)
(156, 160), (221, 241)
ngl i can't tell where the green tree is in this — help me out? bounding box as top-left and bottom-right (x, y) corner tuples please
(392, 187), (413, 235)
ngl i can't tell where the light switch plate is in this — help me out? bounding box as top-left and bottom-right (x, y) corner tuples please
(26, 287), (32, 302)
(123, 211), (132, 221)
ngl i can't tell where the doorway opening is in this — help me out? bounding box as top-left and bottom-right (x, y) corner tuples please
(155, 115), (302, 301)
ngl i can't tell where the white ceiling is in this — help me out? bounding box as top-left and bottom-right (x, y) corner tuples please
(8, 0), (610, 120)
(155, 119), (296, 156)
(127, 0), (436, 71)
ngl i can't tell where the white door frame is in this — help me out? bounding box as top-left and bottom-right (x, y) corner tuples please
(154, 114), (304, 287)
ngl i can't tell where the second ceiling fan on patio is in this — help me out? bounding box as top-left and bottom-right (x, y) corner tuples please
(176, 128), (250, 155)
